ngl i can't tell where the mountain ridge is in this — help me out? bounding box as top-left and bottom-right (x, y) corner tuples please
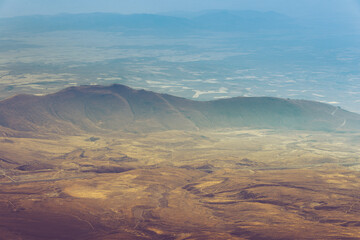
(0, 11), (294, 34)
(0, 84), (359, 136)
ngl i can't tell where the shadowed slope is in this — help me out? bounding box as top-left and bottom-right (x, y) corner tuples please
(0, 84), (359, 135)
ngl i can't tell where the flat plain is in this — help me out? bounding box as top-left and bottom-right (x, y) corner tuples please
(1, 129), (360, 239)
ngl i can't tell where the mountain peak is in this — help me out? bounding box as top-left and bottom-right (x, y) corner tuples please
(0, 84), (359, 136)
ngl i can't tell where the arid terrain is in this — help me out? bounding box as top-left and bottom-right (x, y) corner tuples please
(1, 6), (360, 239)
(1, 86), (360, 239)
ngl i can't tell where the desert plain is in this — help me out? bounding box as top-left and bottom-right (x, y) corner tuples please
(1, 127), (360, 239)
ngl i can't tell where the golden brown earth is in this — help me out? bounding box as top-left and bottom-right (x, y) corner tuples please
(0, 129), (360, 239)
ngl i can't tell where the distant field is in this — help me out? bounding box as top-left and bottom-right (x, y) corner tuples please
(1, 24), (360, 113)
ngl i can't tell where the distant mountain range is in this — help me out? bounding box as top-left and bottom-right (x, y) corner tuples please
(0, 11), (295, 34)
(0, 84), (359, 136)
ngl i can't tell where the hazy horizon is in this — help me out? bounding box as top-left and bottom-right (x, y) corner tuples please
(1, 0), (360, 20)
(0, 0), (360, 113)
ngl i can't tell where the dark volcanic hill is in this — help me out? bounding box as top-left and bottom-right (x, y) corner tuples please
(0, 84), (359, 136)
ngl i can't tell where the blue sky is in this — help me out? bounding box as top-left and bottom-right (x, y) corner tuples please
(0, 0), (360, 19)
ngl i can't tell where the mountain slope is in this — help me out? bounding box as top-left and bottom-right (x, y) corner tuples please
(0, 84), (359, 136)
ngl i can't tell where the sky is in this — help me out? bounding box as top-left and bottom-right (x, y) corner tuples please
(0, 0), (360, 19)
